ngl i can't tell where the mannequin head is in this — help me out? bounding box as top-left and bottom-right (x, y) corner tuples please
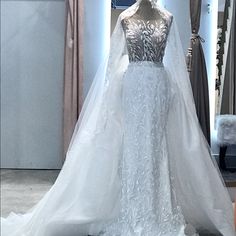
(137, 0), (159, 6)
(139, 0), (153, 7)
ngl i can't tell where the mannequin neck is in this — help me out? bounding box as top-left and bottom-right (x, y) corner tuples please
(135, 0), (161, 21)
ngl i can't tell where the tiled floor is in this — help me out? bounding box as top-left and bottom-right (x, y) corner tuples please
(0, 169), (59, 217)
(0, 169), (235, 236)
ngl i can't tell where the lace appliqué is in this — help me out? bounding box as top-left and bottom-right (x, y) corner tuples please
(99, 63), (186, 236)
(122, 16), (172, 64)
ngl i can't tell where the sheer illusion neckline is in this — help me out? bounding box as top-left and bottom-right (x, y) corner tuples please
(122, 17), (167, 30)
(123, 11), (168, 23)
(121, 12), (173, 64)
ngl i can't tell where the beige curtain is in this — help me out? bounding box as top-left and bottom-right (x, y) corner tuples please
(63, 0), (84, 160)
(187, 0), (211, 145)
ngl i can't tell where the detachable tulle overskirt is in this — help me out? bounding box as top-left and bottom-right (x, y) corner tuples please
(1, 62), (235, 236)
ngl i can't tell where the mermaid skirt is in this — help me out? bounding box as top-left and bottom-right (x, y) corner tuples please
(99, 61), (193, 236)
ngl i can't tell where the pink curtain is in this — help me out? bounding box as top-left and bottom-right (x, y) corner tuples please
(63, 0), (84, 160)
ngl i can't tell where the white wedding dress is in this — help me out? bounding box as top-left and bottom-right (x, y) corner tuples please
(1, 1), (235, 236)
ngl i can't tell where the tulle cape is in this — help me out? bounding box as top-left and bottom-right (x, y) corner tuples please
(1, 1), (235, 235)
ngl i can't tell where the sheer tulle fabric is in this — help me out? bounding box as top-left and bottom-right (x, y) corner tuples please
(1, 1), (235, 236)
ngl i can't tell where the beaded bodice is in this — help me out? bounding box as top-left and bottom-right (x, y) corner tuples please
(122, 15), (173, 63)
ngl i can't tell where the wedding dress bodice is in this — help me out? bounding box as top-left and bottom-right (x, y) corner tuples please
(122, 15), (173, 64)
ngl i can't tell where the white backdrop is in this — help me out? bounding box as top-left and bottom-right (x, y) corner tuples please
(1, 0), (65, 169)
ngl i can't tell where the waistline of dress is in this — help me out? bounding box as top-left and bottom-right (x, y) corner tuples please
(128, 61), (164, 68)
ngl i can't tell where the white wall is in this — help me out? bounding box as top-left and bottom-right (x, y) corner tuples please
(83, 0), (111, 99)
(1, 0), (66, 169)
(162, 0), (221, 153)
(200, 0), (218, 134)
(161, 0), (191, 53)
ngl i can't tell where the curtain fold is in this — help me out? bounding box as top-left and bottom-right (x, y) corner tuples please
(221, 0), (236, 115)
(187, 0), (211, 145)
(63, 0), (84, 160)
